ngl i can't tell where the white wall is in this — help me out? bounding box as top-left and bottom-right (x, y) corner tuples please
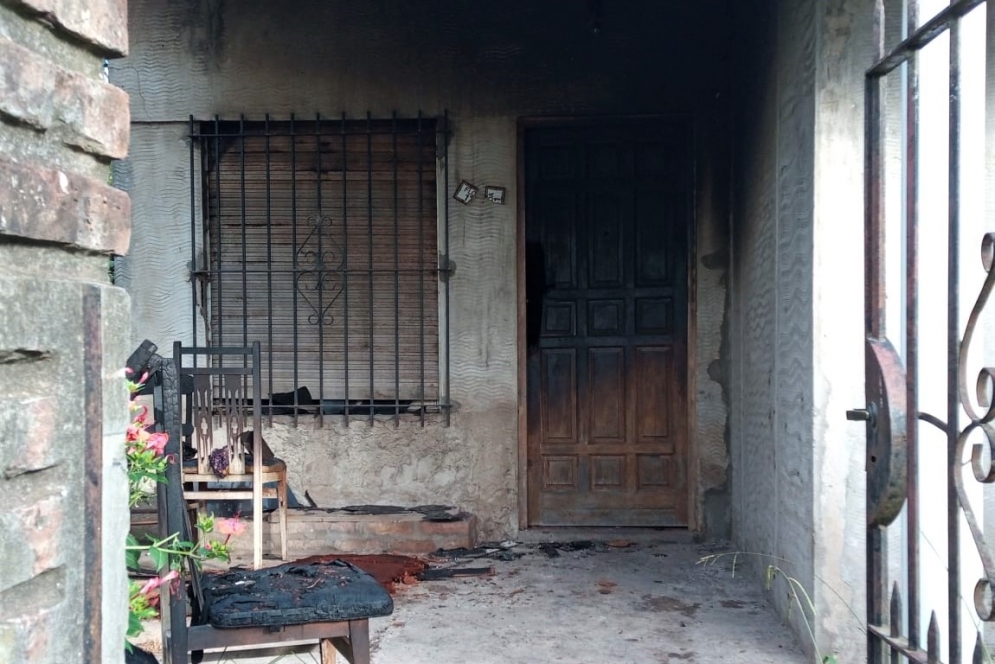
(731, 0), (873, 659)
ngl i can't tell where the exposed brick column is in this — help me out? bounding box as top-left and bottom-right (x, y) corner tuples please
(0, 1), (132, 663)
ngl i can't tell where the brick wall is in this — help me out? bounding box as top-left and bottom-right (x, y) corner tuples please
(0, 1), (132, 663)
(227, 510), (478, 559)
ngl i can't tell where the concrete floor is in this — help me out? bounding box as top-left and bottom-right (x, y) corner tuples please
(164, 541), (808, 664)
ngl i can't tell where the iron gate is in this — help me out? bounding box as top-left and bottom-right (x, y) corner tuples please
(860, 0), (994, 662)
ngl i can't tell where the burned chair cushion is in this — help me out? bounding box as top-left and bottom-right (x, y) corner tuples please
(182, 455), (287, 473)
(200, 559), (394, 628)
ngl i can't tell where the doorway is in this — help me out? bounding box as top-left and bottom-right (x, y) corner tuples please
(522, 118), (693, 527)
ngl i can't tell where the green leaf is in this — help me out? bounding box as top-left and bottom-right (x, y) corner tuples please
(197, 513), (214, 533)
(127, 611), (145, 638)
(125, 533), (142, 569)
(149, 546), (168, 571)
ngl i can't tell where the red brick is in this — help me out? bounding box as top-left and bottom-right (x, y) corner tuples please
(289, 520), (363, 535)
(6, 0), (127, 56)
(13, 495), (65, 576)
(228, 511), (476, 559)
(328, 520), (363, 533)
(0, 605), (56, 663)
(0, 155), (131, 254)
(323, 539), (371, 554)
(430, 534), (471, 550)
(387, 539), (440, 555)
(363, 519), (417, 536)
(0, 36), (130, 159)
(418, 519), (470, 535)
(0, 397), (58, 478)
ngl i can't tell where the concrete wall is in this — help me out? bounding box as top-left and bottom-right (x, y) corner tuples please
(114, 0), (734, 539)
(730, 0), (871, 659)
(729, 0), (817, 647)
(0, 1), (132, 662)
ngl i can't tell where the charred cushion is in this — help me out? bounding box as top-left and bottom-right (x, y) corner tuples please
(201, 559), (394, 628)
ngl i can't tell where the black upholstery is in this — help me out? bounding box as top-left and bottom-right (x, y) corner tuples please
(201, 560), (394, 629)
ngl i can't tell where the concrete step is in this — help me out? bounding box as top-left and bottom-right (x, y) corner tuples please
(226, 507), (477, 558)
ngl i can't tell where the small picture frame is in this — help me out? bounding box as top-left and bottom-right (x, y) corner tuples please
(453, 180), (477, 205)
(484, 186), (506, 205)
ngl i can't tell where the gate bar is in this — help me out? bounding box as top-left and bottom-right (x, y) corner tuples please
(418, 111), (426, 427)
(342, 112), (351, 424)
(905, 0), (921, 650)
(946, 16), (963, 664)
(214, 115), (223, 370)
(291, 113), (300, 427)
(316, 113), (325, 428)
(189, 115), (198, 359)
(868, 0), (984, 77)
(240, 115), (248, 351)
(443, 110), (451, 427)
(393, 111), (401, 427)
(266, 114), (274, 426)
(367, 111), (375, 424)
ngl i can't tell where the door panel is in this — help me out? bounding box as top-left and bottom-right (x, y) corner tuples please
(525, 120), (691, 527)
(540, 349), (577, 442)
(588, 347), (624, 442)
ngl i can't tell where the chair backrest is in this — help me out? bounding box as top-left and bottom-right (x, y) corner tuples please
(157, 420), (208, 664)
(148, 351), (193, 662)
(172, 342), (263, 477)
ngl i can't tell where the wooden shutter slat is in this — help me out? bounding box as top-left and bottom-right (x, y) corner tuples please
(206, 119), (440, 402)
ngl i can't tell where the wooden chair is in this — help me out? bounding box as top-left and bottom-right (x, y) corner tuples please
(152, 351), (392, 664)
(173, 341), (288, 569)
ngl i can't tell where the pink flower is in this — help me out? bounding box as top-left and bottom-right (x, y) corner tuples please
(146, 432), (168, 456)
(138, 570), (179, 596)
(216, 518), (246, 537)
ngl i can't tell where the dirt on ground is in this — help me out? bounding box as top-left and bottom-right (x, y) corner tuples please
(294, 553), (429, 593)
(162, 541), (822, 664)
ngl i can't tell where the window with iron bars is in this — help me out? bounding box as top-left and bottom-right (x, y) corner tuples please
(189, 113), (450, 426)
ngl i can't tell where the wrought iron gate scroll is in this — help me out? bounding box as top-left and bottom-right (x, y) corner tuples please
(860, 1), (993, 662)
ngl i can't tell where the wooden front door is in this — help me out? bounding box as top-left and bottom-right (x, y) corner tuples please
(524, 120), (690, 527)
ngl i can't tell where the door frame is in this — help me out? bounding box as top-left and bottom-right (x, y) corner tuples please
(515, 114), (698, 531)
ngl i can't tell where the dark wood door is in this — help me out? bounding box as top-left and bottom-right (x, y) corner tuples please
(525, 120), (690, 527)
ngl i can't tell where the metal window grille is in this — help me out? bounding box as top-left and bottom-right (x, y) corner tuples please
(188, 112), (451, 427)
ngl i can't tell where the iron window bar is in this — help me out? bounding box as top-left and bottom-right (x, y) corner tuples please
(188, 112), (452, 428)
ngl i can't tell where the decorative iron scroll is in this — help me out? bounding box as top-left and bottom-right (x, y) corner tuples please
(295, 215), (344, 326)
(954, 232), (995, 622)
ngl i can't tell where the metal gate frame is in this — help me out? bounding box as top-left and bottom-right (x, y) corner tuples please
(860, 0), (993, 662)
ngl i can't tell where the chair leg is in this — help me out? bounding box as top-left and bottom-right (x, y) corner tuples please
(252, 481), (263, 570)
(278, 474), (289, 561)
(320, 638), (337, 664)
(348, 620), (371, 664)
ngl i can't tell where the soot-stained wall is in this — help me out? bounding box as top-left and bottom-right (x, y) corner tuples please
(114, 0), (733, 539)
